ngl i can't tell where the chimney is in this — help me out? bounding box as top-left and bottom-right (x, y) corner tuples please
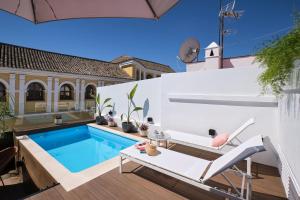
(204, 42), (221, 69)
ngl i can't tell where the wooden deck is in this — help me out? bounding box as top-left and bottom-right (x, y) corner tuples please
(25, 142), (287, 200)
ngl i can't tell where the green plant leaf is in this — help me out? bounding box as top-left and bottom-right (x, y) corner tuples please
(134, 120), (139, 128)
(129, 84), (138, 100)
(256, 13), (300, 95)
(103, 98), (112, 105)
(96, 94), (100, 105)
(132, 107), (143, 112)
(121, 113), (127, 121)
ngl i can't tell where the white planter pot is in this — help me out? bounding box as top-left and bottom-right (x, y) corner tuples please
(139, 130), (148, 137)
(108, 121), (116, 127)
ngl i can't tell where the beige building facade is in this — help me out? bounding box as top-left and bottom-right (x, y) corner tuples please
(0, 43), (174, 116)
(0, 43), (131, 116)
(0, 68), (128, 116)
(112, 56), (174, 80)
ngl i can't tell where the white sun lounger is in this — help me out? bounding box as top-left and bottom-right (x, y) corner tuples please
(120, 135), (265, 200)
(165, 118), (255, 152)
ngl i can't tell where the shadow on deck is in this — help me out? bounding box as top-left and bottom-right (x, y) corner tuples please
(22, 143), (286, 200)
(0, 164), (39, 200)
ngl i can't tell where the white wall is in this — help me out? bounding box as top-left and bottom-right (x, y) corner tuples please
(186, 62), (205, 72)
(98, 67), (279, 166)
(186, 56), (260, 71)
(97, 66), (300, 198)
(98, 78), (162, 130)
(276, 63), (300, 199)
(223, 56), (259, 68)
(161, 67), (278, 167)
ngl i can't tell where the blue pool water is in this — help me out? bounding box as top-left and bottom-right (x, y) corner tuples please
(29, 125), (136, 172)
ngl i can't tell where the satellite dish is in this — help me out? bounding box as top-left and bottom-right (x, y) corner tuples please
(179, 38), (200, 63)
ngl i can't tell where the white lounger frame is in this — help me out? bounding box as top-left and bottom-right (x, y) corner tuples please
(166, 118), (255, 154)
(119, 155), (252, 200)
(119, 135), (265, 200)
(167, 118), (256, 180)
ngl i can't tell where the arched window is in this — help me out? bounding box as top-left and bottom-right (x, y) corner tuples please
(0, 82), (6, 102)
(60, 84), (74, 100)
(85, 85), (96, 100)
(26, 82), (44, 101)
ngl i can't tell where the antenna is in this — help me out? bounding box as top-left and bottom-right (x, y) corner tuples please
(219, 0), (243, 68)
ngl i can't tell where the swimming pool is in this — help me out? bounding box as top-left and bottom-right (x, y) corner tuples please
(29, 125), (137, 172)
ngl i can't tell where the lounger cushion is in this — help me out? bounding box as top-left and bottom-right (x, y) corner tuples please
(121, 146), (211, 181)
(165, 118), (255, 150)
(165, 130), (217, 149)
(211, 133), (229, 147)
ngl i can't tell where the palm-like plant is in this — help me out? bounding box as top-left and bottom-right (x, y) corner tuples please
(95, 93), (112, 125)
(96, 94), (112, 117)
(121, 84), (143, 132)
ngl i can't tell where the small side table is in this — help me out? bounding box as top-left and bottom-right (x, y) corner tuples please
(148, 132), (170, 148)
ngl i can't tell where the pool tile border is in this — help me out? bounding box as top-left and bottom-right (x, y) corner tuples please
(17, 123), (146, 191)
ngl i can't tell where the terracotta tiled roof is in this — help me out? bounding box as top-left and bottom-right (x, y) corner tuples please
(111, 56), (174, 73)
(0, 43), (131, 80)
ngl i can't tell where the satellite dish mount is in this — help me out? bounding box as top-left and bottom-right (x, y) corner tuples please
(178, 38), (200, 63)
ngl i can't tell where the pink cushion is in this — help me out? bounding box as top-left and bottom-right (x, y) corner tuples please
(211, 133), (229, 147)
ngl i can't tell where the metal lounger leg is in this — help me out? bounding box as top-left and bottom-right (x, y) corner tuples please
(221, 173), (241, 197)
(241, 173), (245, 198)
(246, 157), (252, 200)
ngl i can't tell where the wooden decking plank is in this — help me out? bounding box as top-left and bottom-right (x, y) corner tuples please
(85, 176), (120, 200)
(28, 186), (64, 200)
(71, 183), (102, 200)
(55, 186), (82, 200)
(25, 143), (287, 200)
(172, 180), (224, 200)
(93, 170), (153, 200)
(132, 164), (180, 189)
(109, 167), (184, 200)
(43, 187), (65, 200)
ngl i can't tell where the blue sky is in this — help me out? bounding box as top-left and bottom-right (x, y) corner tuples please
(0, 0), (298, 72)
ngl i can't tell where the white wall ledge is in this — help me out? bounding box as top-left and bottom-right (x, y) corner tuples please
(283, 88), (300, 94)
(168, 93), (278, 107)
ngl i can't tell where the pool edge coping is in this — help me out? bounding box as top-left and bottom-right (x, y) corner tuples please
(17, 123), (146, 192)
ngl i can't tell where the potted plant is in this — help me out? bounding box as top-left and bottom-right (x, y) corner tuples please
(54, 114), (62, 125)
(95, 93), (112, 125)
(107, 116), (117, 127)
(121, 84), (143, 133)
(139, 123), (149, 137)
